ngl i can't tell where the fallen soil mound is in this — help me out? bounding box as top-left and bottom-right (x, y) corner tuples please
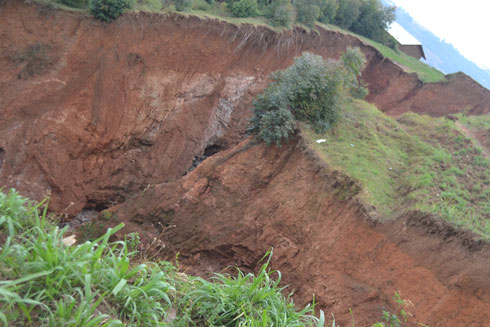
(107, 138), (490, 326)
(1, 0), (490, 215)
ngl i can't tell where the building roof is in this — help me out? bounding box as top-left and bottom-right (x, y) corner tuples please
(388, 22), (422, 45)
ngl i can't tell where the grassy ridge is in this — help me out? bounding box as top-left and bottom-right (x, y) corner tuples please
(304, 100), (490, 238)
(0, 189), (325, 327)
(320, 23), (446, 83)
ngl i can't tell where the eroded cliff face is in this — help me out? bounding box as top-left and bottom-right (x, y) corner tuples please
(108, 138), (490, 327)
(1, 0), (490, 215)
(2, 2), (490, 326)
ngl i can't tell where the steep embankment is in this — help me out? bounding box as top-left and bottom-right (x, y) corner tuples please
(1, 0), (490, 216)
(107, 138), (490, 327)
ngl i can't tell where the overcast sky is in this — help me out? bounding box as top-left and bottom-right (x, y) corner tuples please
(390, 0), (490, 70)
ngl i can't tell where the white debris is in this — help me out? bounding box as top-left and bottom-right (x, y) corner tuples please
(62, 235), (77, 246)
(389, 167), (393, 170)
(350, 144), (355, 147)
(316, 139), (327, 144)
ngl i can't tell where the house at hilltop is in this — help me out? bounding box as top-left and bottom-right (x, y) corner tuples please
(388, 22), (426, 60)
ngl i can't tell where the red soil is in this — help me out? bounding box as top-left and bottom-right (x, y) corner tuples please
(110, 138), (490, 327)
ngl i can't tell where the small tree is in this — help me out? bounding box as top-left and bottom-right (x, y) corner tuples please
(250, 49), (368, 146)
(341, 47), (368, 98)
(319, 0), (338, 24)
(350, 0), (396, 44)
(293, 0), (321, 28)
(265, 0), (294, 28)
(334, 0), (361, 29)
(90, 0), (132, 21)
(230, 0), (259, 17)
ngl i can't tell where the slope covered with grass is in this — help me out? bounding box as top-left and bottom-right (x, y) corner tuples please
(320, 23), (445, 83)
(303, 100), (490, 238)
(0, 190), (325, 327)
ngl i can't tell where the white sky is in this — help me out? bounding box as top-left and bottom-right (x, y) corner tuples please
(390, 0), (490, 70)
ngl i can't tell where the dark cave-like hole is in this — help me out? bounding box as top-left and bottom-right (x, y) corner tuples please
(203, 144), (222, 157)
(185, 144), (224, 175)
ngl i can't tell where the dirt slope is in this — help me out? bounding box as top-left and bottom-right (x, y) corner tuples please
(1, 0), (490, 215)
(108, 138), (490, 327)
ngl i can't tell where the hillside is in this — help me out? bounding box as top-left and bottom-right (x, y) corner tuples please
(304, 100), (490, 238)
(1, 1), (490, 326)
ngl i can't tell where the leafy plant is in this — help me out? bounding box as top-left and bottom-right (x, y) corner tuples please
(341, 47), (368, 98)
(89, 0), (132, 21)
(230, 0), (259, 17)
(174, 0), (193, 11)
(372, 292), (410, 327)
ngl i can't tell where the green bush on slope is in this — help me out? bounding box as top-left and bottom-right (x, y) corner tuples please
(89, 0), (132, 21)
(249, 48), (367, 146)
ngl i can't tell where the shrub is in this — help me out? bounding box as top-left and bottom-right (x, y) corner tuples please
(280, 53), (346, 130)
(250, 49), (368, 145)
(341, 47), (368, 98)
(230, 0), (259, 17)
(249, 85), (296, 146)
(265, 0), (294, 28)
(89, 0), (132, 21)
(250, 53), (342, 145)
(174, 0), (193, 11)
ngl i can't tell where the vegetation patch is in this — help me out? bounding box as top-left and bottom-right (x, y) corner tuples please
(89, 0), (132, 21)
(7, 43), (58, 79)
(303, 102), (490, 238)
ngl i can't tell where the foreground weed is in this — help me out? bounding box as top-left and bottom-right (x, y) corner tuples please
(0, 189), (325, 326)
(171, 249), (325, 327)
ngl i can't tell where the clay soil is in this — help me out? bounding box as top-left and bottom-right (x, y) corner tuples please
(110, 138), (490, 327)
(1, 1), (490, 326)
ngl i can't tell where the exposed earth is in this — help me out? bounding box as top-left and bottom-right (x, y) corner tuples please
(1, 1), (489, 326)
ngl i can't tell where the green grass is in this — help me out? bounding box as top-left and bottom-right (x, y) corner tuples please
(456, 112), (490, 131)
(0, 189), (326, 327)
(318, 23), (446, 83)
(303, 100), (490, 239)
